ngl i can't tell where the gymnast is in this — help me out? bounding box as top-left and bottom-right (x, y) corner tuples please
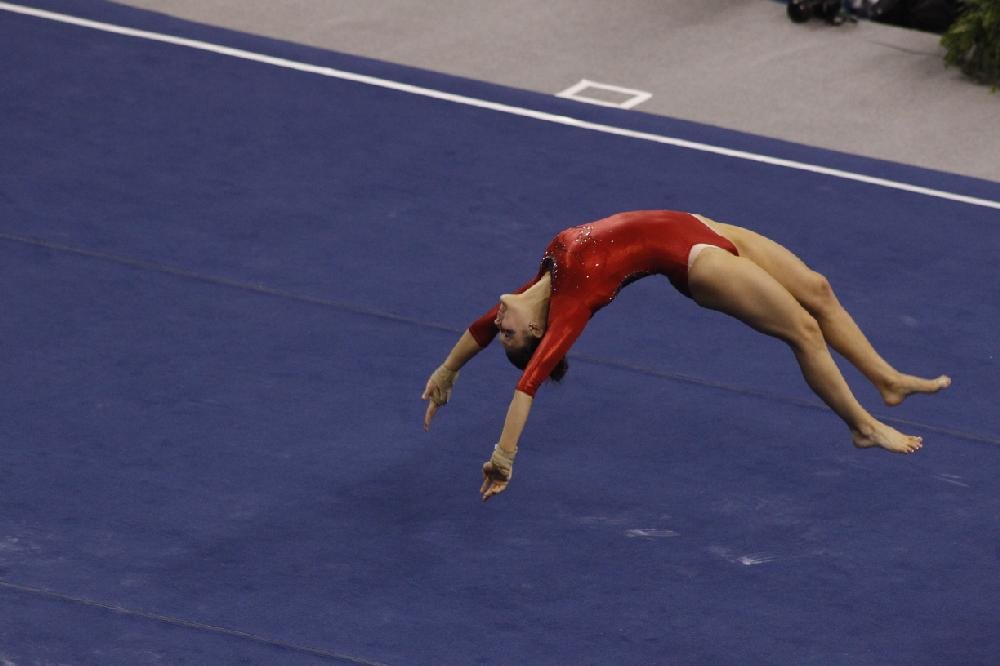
(421, 210), (950, 501)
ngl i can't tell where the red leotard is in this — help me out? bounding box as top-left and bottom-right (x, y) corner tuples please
(468, 210), (739, 396)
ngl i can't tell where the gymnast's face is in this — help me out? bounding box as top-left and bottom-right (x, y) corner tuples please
(494, 294), (539, 351)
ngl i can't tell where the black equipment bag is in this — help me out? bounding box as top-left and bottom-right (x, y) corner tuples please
(868, 0), (960, 33)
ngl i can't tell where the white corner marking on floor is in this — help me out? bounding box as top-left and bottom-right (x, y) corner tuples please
(625, 528), (679, 538)
(709, 546), (776, 566)
(1, 2), (999, 211)
(736, 554), (776, 566)
(933, 473), (970, 488)
(556, 79), (652, 110)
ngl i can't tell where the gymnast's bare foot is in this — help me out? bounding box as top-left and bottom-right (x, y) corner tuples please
(880, 373), (951, 407)
(852, 421), (923, 454)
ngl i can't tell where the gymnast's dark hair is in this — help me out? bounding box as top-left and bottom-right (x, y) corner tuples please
(504, 336), (569, 383)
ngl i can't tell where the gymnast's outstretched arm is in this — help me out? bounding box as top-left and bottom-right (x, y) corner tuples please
(421, 329), (532, 501)
(422, 330), (485, 431)
(480, 390), (532, 502)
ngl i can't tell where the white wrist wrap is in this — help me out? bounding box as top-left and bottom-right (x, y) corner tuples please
(429, 365), (458, 406)
(490, 444), (517, 475)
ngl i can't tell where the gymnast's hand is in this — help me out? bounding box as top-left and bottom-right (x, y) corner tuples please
(422, 364), (459, 431)
(480, 444), (516, 502)
(480, 460), (511, 502)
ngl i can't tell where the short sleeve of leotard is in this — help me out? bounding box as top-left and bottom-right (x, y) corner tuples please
(515, 300), (590, 397)
(468, 306), (499, 348)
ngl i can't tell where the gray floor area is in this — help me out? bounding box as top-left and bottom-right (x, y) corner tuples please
(113, 0), (998, 183)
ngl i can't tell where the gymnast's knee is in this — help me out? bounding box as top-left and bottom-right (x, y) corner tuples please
(802, 271), (837, 317)
(788, 311), (825, 352)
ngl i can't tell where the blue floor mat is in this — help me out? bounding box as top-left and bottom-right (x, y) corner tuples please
(1, 2), (998, 664)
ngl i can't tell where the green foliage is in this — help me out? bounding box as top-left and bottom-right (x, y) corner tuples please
(941, 0), (1000, 90)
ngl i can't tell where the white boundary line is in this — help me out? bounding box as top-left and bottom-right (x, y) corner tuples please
(2, 1), (999, 211)
(556, 79), (652, 110)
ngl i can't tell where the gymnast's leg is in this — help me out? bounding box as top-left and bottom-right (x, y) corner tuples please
(701, 219), (950, 406)
(687, 246), (922, 453)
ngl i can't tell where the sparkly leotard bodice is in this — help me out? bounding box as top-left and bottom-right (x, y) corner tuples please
(469, 210), (738, 396)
